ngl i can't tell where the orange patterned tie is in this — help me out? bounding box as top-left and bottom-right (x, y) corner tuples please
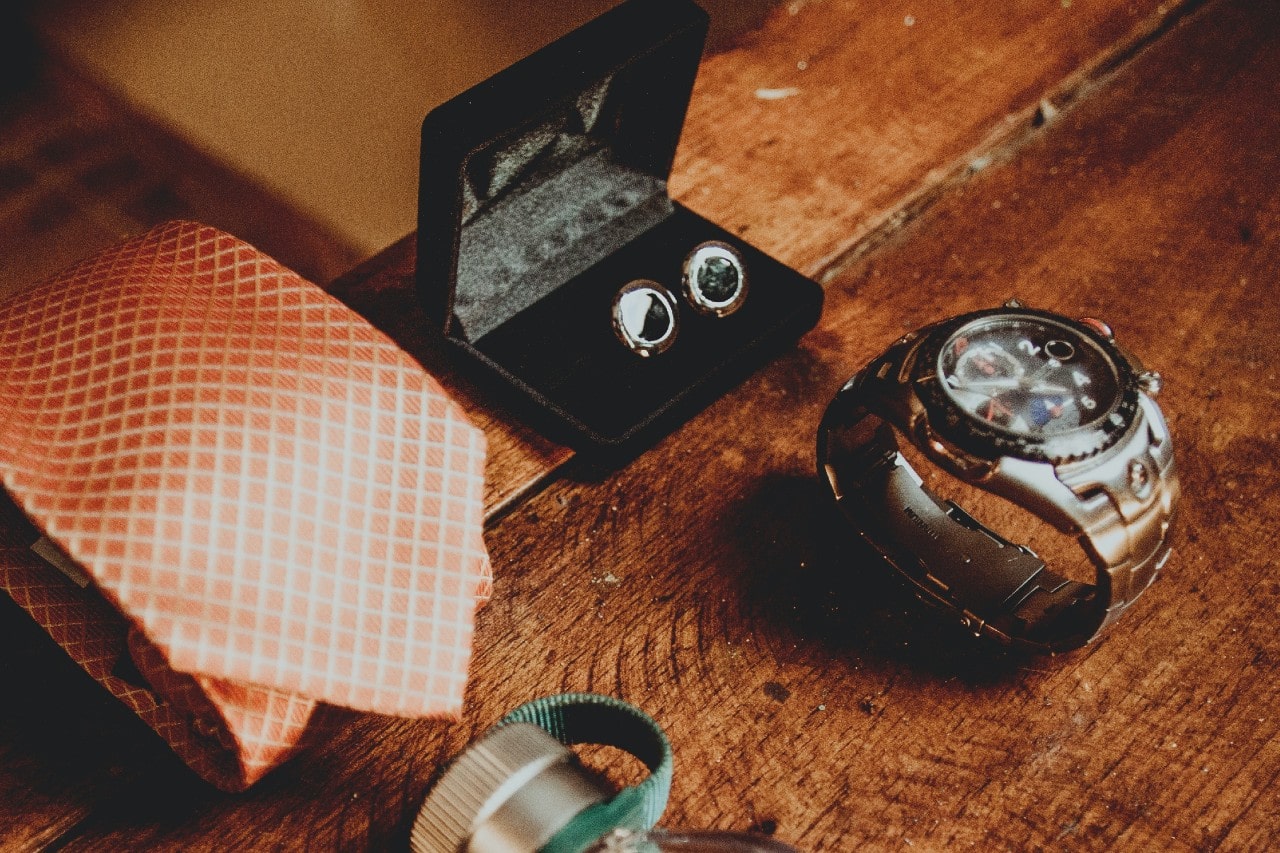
(0, 221), (491, 790)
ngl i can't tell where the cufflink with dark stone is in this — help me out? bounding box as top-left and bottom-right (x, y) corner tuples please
(612, 279), (679, 356)
(682, 241), (747, 317)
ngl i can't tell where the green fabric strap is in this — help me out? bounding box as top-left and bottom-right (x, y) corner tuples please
(498, 693), (673, 850)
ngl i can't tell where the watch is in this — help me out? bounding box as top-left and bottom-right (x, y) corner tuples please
(817, 302), (1179, 651)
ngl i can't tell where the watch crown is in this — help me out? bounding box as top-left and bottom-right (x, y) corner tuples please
(1003, 297), (1025, 309)
(1138, 370), (1163, 397)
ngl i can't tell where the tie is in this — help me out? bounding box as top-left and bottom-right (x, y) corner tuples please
(0, 221), (492, 790)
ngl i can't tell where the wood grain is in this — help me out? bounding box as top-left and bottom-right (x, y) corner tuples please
(671, 0), (1200, 279)
(19, 0), (1279, 849)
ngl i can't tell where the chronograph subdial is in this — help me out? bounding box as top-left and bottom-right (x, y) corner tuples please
(951, 340), (1024, 386)
(971, 387), (1071, 432)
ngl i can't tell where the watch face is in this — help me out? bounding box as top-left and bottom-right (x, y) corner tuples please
(919, 309), (1139, 463)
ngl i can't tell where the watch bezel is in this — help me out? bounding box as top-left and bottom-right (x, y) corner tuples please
(912, 307), (1142, 465)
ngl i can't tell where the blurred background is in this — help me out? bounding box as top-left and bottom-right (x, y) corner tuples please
(1, 0), (780, 297)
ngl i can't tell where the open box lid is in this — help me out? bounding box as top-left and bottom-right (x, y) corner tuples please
(416, 0), (709, 340)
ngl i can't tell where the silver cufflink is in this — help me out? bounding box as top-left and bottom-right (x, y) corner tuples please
(612, 279), (678, 356)
(682, 241), (747, 317)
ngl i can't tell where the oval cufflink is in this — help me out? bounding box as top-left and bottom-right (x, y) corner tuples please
(682, 241), (747, 317)
(613, 279), (679, 356)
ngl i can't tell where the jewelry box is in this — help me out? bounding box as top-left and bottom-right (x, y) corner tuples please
(416, 0), (824, 454)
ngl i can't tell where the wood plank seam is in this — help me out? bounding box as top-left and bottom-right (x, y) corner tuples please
(807, 0), (1212, 288)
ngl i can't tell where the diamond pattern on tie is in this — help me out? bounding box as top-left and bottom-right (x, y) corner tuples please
(0, 221), (491, 789)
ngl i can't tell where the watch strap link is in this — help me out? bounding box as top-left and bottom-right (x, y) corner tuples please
(819, 381), (1106, 651)
(1076, 394), (1178, 633)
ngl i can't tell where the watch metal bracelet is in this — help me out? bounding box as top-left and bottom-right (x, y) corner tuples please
(818, 361), (1177, 651)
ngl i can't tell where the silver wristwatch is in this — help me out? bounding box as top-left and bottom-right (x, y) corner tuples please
(817, 302), (1179, 651)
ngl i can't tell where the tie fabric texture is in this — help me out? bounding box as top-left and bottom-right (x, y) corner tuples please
(0, 221), (492, 790)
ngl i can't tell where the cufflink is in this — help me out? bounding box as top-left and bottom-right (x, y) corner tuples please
(682, 241), (747, 317)
(613, 279), (679, 356)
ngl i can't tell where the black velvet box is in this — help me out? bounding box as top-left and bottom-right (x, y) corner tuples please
(416, 0), (823, 455)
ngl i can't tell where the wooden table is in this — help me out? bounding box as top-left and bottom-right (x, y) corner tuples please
(5, 0), (1279, 848)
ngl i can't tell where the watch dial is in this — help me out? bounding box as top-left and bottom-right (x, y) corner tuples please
(938, 316), (1120, 438)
